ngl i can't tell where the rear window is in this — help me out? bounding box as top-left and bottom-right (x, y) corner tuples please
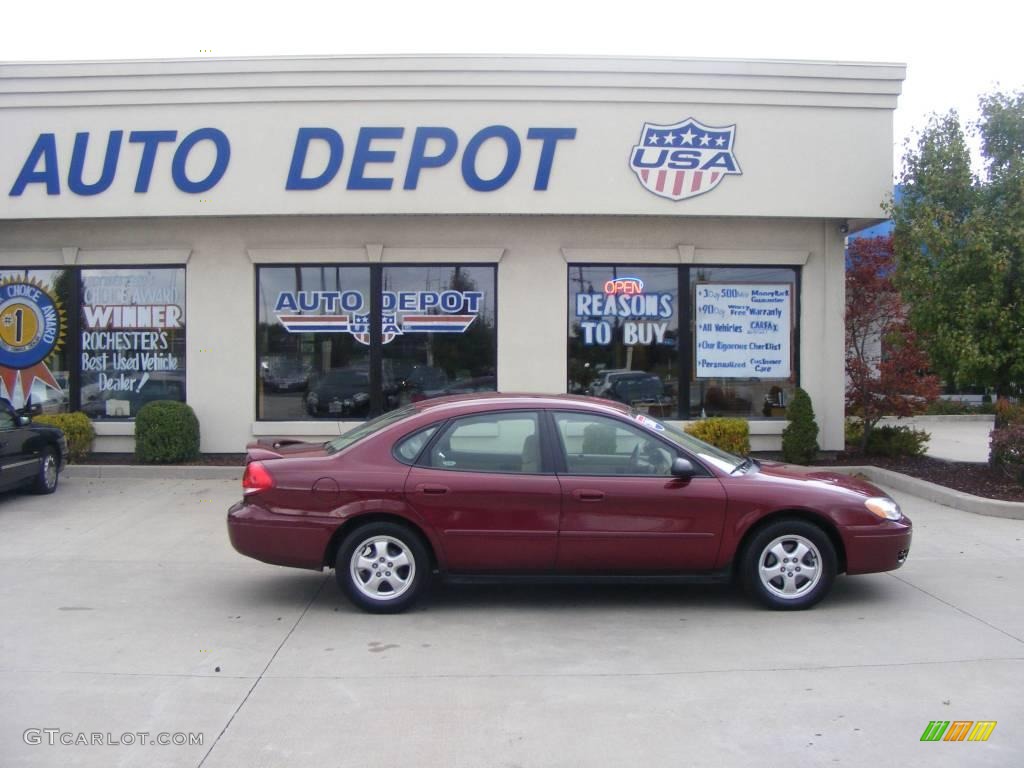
(324, 405), (416, 455)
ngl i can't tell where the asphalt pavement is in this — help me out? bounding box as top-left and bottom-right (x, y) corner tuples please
(1, 476), (1022, 767)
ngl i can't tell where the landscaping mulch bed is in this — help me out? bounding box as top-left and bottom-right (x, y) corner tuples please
(812, 454), (1024, 503)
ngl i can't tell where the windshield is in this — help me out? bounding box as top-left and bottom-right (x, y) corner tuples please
(324, 405), (416, 455)
(629, 410), (746, 473)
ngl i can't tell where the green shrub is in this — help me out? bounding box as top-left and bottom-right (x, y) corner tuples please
(990, 425), (1024, 484)
(33, 412), (95, 463)
(135, 401), (200, 463)
(781, 388), (819, 464)
(844, 417), (864, 447)
(865, 425), (930, 457)
(685, 418), (750, 455)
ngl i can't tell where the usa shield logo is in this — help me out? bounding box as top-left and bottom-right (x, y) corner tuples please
(629, 118), (742, 201)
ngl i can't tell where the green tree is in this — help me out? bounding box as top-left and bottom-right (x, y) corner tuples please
(888, 90), (1024, 395)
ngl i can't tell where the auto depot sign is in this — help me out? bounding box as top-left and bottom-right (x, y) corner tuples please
(0, 100), (890, 219)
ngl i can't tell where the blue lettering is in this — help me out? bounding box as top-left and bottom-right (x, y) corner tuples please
(9, 133), (60, 196)
(274, 293), (298, 312)
(403, 127), (457, 190)
(667, 149), (701, 170)
(68, 131), (123, 196)
(129, 130), (177, 193)
(171, 128), (231, 194)
(702, 151), (738, 172)
(347, 127), (403, 191)
(631, 147), (668, 169)
(461, 125), (521, 192)
(286, 128), (343, 191)
(527, 127), (576, 190)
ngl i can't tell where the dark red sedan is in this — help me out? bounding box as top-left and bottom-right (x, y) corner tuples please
(228, 394), (911, 613)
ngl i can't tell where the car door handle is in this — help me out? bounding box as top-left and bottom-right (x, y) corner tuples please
(417, 484), (449, 495)
(572, 489), (606, 502)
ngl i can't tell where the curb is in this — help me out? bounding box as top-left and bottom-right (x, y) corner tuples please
(64, 465), (242, 481)
(832, 466), (1024, 521)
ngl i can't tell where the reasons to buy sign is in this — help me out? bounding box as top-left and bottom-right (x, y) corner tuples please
(695, 283), (792, 379)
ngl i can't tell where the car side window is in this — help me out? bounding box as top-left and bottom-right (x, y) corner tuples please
(428, 412), (542, 474)
(394, 426), (438, 464)
(554, 412), (675, 476)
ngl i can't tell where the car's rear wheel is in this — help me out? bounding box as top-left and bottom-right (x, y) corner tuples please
(335, 522), (428, 613)
(741, 519), (836, 610)
(31, 449), (59, 495)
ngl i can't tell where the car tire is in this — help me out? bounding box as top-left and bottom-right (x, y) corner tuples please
(335, 522), (429, 614)
(740, 518), (836, 610)
(31, 448), (59, 495)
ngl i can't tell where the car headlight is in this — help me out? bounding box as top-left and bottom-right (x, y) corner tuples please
(865, 497), (902, 521)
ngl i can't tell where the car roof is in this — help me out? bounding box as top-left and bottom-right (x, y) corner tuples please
(410, 392), (632, 419)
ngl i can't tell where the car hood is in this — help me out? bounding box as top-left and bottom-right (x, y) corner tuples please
(244, 438), (329, 462)
(753, 460), (884, 497)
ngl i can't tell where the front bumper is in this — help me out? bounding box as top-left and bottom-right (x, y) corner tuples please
(844, 516), (913, 575)
(227, 501), (338, 570)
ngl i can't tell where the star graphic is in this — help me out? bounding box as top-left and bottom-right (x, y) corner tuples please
(680, 129), (696, 144)
(663, 132), (677, 145)
(715, 135), (727, 147)
(646, 132), (660, 145)
(699, 134), (711, 146)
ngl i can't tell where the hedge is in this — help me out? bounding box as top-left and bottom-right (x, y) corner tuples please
(135, 401), (200, 463)
(33, 412), (95, 463)
(781, 388), (819, 464)
(685, 417), (750, 455)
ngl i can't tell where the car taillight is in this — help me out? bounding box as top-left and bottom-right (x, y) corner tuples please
(242, 461), (274, 495)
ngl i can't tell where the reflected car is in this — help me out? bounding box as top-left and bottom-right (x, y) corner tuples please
(228, 394), (912, 614)
(304, 369), (372, 418)
(604, 373), (674, 416)
(413, 375), (496, 402)
(261, 359), (311, 393)
(0, 398), (67, 495)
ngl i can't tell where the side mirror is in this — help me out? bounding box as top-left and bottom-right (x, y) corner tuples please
(670, 457), (697, 479)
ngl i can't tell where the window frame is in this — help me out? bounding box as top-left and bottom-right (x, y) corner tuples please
(254, 262), (499, 422)
(546, 409), (714, 479)
(414, 409), (552, 476)
(0, 264), (187, 419)
(567, 263), (801, 420)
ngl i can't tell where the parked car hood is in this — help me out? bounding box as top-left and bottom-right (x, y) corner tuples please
(753, 460), (884, 497)
(245, 438), (329, 462)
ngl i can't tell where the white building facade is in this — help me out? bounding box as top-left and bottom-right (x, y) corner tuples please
(0, 56), (904, 452)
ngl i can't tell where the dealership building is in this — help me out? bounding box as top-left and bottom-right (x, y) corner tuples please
(0, 56), (904, 453)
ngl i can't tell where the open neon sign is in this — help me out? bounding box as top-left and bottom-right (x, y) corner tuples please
(604, 277), (645, 295)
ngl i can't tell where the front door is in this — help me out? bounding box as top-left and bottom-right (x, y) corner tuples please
(550, 411), (728, 572)
(0, 400), (36, 490)
(404, 410), (561, 571)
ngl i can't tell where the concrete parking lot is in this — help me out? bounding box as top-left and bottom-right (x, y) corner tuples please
(1, 476), (1022, 767)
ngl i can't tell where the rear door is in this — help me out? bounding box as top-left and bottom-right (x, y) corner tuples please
(404, 410), (561, 571)
(550, 410), (728, 572)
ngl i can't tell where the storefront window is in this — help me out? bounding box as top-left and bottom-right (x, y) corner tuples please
(689, 266), (797, 419)
(80, 268), (187, 419)
(382, 265), (496, 411)
(256, 264), (496, 420)
(0, 269), (71, 414)
(567, 266), (679, 418)
(257, 266), (371, 420)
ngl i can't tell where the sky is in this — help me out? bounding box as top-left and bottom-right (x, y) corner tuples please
(2, 0), (1021, 175)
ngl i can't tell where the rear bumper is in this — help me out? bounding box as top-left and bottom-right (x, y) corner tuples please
(844, 517), (913, 575)
(227, 501), (337, 570)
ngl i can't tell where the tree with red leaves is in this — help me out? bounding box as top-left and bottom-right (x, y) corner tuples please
(846, 235), (940, 452)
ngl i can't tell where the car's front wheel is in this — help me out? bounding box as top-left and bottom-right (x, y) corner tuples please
(741, 519), (836, 610)
(335, 522), (429, 613)
(31, 449), (59, 495)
